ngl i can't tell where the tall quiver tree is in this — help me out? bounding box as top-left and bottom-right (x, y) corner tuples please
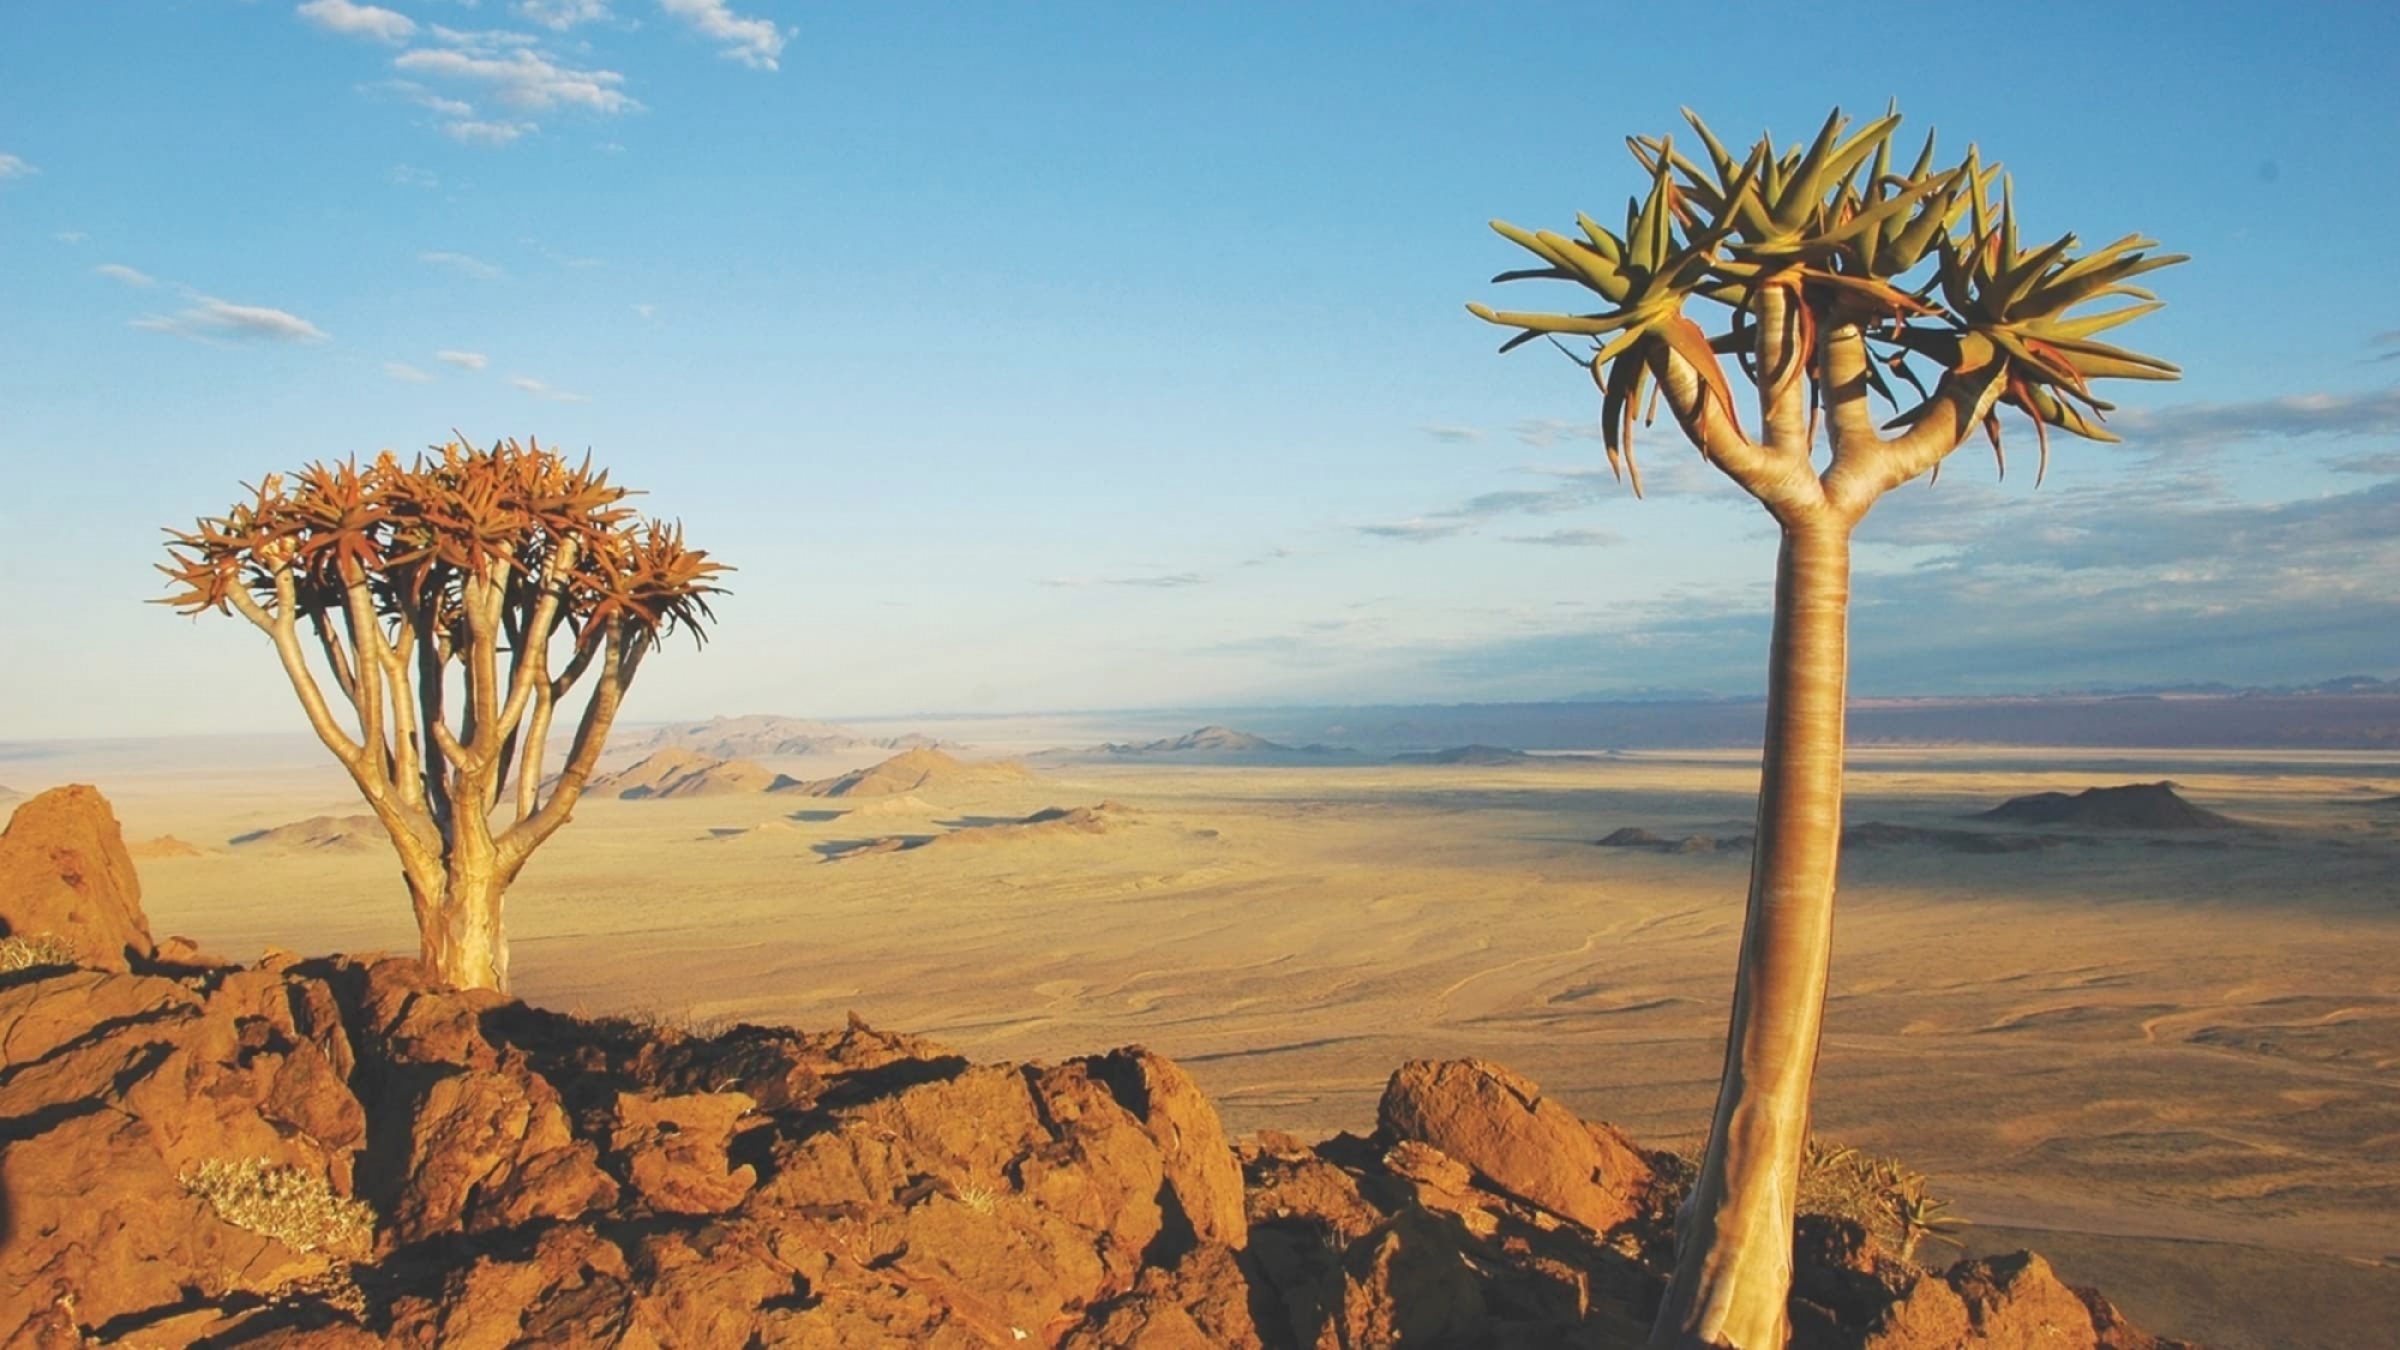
(1470, 107), (2181, 1348)
(162, 438), (727, 993)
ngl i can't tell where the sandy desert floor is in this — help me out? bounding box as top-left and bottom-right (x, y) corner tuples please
(18, 725), (2400, 1348)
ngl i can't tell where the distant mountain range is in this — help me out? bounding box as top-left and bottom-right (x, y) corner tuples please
(620, 715), (947, 760)
(588, 747), (1033, 801)
(1046, 725), (1357, 764)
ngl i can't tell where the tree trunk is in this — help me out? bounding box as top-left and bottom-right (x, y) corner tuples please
(1653, 516), (1853, 1348)
(412, 858), (511, 993)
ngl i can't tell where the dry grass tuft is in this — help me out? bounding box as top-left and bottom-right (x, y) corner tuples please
(0, 933), (79, 973)
(180, 1157), (376, 1258)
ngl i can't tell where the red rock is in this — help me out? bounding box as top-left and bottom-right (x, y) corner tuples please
(0, 785), (154, 970)
(1377, 1058), (1654, 1235)
(610, 1089), (760, 1214)
(1950, 1251), (2102, 1349)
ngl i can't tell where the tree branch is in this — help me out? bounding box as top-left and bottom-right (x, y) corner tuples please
(230, 569), (365, 767)
(1821, 360), (2009, 516)
(502, 622), (643, 866)
(1754, 285), (1812, 459)
(1655, 345), (1824, 519)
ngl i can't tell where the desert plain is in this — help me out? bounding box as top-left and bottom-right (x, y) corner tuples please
(13, 711), (2400, 1348)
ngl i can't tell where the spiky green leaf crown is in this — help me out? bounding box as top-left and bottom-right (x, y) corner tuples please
(1469, 105), (2184, 488)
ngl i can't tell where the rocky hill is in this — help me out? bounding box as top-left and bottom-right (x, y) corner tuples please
(589, 748), (789, 800)
(775, 747), (1032, 799)
(229, 814), (386, 852)
(1979, 782), (2237, 830)
(0, 785), (2193, 1347)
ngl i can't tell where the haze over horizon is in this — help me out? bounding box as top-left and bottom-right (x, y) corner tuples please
(4, 2), (2396, 740)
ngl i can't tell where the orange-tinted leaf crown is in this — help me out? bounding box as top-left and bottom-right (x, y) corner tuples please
(159, 438), (729, 649)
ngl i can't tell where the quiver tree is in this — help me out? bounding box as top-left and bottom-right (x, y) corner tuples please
(1470, 106), (2180, 1348)
(162, 438), (727, 993)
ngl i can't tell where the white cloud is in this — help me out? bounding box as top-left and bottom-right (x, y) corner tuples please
(435, 349), (489, 370)
(631, 302), (656, 320)
(54, 231), (86, 244)
(133, 297), (330, 344)
(94, 263), (155, 287)
(516, 0), (610, 29)
(443, 118), (538, 145)
(297, 0), (419, 43)
(396, 42), (638, 113)
(0, 152), (36, 181)
(511, 375), (589, 402)
(385, 361), (436, 382)
(388, 163), (440, 188)
(1506, 528), (1625, 547)
(419, 250), (505, 280)
(657, 0), (787, 70)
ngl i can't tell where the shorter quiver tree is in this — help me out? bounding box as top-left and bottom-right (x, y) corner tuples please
(1470, 106), (2180, 1348)
(162, 438), (727, 992)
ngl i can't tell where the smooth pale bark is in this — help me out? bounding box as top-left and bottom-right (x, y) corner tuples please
(1638, 316), (2006, 1347)
(1652, 516), (1854, 1347)
(413, 858), (514, 992)
(228, 551), (636, 994)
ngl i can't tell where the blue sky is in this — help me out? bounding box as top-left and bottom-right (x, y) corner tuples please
(3, 1), (2396, 739)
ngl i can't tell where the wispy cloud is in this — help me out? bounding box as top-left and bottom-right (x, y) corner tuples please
(516, 0), (611, 30)
(2329, 450), (2400, 477)
(2371, 332), (2400, 364)
(1107, 572), (1207, 589)
(510, 374), (589, 402)
(297, 0), (418, 43)
(94, 263), (154, 287)
(385, 361), (435, 382)
(1040, 571), (1210, 590)
(387, 163), (440, 189)
(1506, 528), (1624, 548)
(435, 349), (489, 370)
(133, 297), (330, 344)
(419, 250), (505, 280)
(631, 302), (656, 320)
(1359, 519), (1469, 543)
(444, 118), (538, 145)
(658, 0), (789, 70)
(53, 230), (85, 244)
(1422, 424), (1482, 444)
(2112, 385), (2400, 453)
(0, 152), (36, 181)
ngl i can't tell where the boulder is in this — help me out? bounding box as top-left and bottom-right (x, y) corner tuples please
(1377, 1058), (1655, 1235)
(0, 785), (154, 970)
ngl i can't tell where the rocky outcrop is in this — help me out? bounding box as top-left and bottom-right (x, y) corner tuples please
(0, 795), (2194, 1347)
(0, 783), (155, 970)
(0, 948), (1260, 1346)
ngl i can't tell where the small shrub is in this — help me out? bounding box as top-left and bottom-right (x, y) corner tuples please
(180, 1157), (375, 1258)
(1673, 1137), (1966, 1266)
(0, 933), (79, 973)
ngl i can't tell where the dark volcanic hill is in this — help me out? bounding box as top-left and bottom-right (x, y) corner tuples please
(1391, 745), (1535, 766)
(1979, 781), (2236, 829)
(1107, 725), (1289, 755)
